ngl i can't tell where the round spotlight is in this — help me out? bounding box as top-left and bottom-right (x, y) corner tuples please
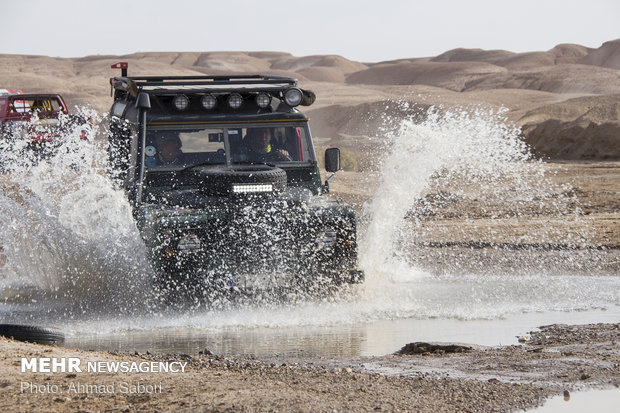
(172, 95), (189, 111)
(201, 94), (217, 110)
(227, 93), (243, 109)
(255, 92), (272, 108)
(284, 88), (303, 107)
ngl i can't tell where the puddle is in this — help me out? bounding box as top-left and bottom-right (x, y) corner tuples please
(64, 307), (619, 357)
(526, 388), (620, 412)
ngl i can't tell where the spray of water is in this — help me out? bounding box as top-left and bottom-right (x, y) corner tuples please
(0, 104), (615, 342)
(0, 108), (153, 317)
(360, 105), (596, 284)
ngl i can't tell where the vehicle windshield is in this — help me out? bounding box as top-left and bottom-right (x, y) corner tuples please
(145, 125), (313, 170)
(9, 96), (65, 113)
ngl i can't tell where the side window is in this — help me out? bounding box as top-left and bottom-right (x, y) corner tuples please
(10, 98), (30, 113)
(50, 98), (64, 112)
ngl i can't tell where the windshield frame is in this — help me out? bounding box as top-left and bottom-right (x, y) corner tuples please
(143, 121), (316, 171)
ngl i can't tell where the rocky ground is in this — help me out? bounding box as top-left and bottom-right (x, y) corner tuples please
(0, 323), (618, 412)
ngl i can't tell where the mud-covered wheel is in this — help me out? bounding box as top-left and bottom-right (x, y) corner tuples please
(0, 324), (65, 345)
(194, 164), (287, 195)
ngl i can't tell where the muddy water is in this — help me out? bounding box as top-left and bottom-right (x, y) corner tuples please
(0, 107), (618, 359)
(61, 271), (619, 356)
(528, 388), (620, 413)
(62, 306), (619, 357)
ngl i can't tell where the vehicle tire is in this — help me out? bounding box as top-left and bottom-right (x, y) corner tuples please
(0, 324), (65, 345)
(195, 164), (287, 195)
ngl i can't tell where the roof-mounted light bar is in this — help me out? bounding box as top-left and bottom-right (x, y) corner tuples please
(173, 95), (189, 111)
(227, 93), (243, 109)
(256, 92), (272, 108)
(109, 66), (316, 108)
(201, 94), (217, 110)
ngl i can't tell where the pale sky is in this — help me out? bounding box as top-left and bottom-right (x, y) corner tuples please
(1, 0), (618, 62)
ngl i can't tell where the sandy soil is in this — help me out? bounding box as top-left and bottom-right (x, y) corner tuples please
(0, 323), (617, 412)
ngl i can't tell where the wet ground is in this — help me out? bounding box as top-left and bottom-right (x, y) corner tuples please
(1, 322), (618, 412)
(62, 308), (620, 357)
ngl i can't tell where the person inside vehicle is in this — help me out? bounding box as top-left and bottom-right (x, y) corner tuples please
(244, 127), (290, 162)
(156, 134), (184, 165)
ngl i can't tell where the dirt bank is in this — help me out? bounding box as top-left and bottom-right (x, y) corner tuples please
(0, 323), (617, 412)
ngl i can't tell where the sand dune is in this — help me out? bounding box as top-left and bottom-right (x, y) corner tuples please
(462, 64), (620, 94)
(519, 94), (620, 124)
(431, 48), (515, 64)
(1, 39), (619, 160)
(431, 44), (591, 69)
(578, 39), (620, 69)
(346, 61), (507, 91)
(519, 94), (620, 159)
(549, 44), (592, 64)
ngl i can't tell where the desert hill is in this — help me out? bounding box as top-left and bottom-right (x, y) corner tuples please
(430, 43), (592, 68)
(1, 39), (619, 160)
(578, 39), (620, 69)
(520, 94), (620, 159)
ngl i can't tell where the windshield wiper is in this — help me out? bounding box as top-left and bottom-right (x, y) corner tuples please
(179, 161), (222, 172)
(231, 161), (276, 167)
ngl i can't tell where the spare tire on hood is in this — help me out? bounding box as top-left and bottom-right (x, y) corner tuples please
(194, 164), (287, 196)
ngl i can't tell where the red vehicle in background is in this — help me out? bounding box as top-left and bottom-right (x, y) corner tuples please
(0, 90), (92, 166)
(0, 90), (69, 144)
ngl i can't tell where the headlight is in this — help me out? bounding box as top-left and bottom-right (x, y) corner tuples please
(177, 234), (202, 252)
(284, 88), (302, 107)
(255, 92), (272, 108)
(201, 94), (217, 110)
(173, 95), (189, 111)
(227, 93), (243, 109)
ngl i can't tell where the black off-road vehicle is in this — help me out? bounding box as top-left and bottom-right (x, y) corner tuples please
(107, 63), (363, 295)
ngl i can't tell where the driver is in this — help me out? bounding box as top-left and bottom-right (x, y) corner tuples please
(245, 127), (290, 161)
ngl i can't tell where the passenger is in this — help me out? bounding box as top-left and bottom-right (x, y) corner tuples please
(156, 135), (184, 165)
(245, 127), (290, 161)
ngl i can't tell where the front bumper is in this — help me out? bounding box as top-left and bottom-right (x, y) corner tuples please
(138, 200), (363, 286)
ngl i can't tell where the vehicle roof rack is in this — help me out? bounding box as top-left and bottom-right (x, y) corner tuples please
(111, 74), (300, 97)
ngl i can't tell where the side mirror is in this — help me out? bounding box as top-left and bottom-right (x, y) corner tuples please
(135, 92), (151, 110)
(325, 148), (341, 173)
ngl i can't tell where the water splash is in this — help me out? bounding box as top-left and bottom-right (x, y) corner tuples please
(0, 108), (153, 317)
(360, 105), (597, 283)
(0, 104), (615, 346)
